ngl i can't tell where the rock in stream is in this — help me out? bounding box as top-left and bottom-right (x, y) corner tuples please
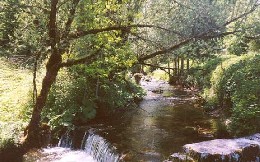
(167, 133), (260, 162)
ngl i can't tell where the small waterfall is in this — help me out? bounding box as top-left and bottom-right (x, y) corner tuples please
(82, 133), (120, 162)
(58, 130), (120, 162)
(58, 131), (72, 148)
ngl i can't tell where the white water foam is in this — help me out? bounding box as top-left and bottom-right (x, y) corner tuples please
(39, 147), (96, 162)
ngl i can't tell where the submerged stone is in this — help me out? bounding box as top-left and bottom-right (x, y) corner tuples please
(165, 153), (194, 162)
(183, 133), (260, 161)
(182, 126), (198, 136)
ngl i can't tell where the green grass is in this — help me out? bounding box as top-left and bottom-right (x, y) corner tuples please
(0, 58), (35, 142)
(0, 58), (32, 122)
(151, 69), (169, 81)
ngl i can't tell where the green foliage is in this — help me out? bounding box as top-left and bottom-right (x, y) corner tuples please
(0, 135), (23, 162)
(224, 55), (260, 135)
(0, 138), (16, 150)
(208, 55), (248, 107)
(151, 69), (169, 81)
(0, 57), (37, 150)
(190, 53), (260, 136)
(211, 119), (230, 138)
(187, 55), (235, 89)
(0, 122), (24, 145)
(43, 66), (144, 129)
(0, 0), (19, 45)
(0, 57), (32, 123)
(43, 69), (96, 128)
(227, 36), (249, 55)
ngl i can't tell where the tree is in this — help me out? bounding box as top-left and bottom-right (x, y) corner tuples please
(17, 0), (156, 149)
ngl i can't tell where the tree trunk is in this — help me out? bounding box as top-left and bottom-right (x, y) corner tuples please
(23, 51), (61, 149)
(167, 56), (171, 78)
(180, 56), (184, 76)
(174, 57), (177, 75)
(177, 56), (180, 76)
(187, 58), (190, 71)
(22, 0), (60, 149)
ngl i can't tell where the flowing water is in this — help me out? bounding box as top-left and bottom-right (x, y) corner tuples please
(24, 147), (96, 162)
(24, 78), (219, 162)
(24, 132), (120, 162)
(90, 78), (218, 161)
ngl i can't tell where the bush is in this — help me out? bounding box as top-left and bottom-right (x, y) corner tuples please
(0, 122), (24, 162)
(208, 55), (248, 108)
(225, 55), (260, 135)
(187, 55), (236, 89)
(43, 66), (145, 131)
(212, 54), (260, 136)
(189, 53), (260, 136)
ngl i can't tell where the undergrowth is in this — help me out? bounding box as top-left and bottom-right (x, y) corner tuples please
(0, 57), (36, 149)
(189, 53), (260, 136)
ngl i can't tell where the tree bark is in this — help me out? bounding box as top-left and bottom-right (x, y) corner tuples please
(180, 56), (184, 76)
(24, 57), (61, 148)
(174, 57), (178, 75)
(23, 0), (61, 149)
(187, 58), (190, 71)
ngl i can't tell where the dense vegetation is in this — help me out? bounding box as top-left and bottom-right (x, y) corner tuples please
(188, 53), (260, 136)
(0, 0), (259, 159)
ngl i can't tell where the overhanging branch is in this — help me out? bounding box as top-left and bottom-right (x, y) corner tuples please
(138, 30), (240, 63)
(59, 50), (100, 68)
(138, 38), (192, 62)
(68, 24), (182, 40)
(223, 2), (259, 27)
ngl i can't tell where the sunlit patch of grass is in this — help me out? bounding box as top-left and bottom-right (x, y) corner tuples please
(0, 57), (43, 142)
(151, 69), (169, 81)
(0, 58), (32, 123)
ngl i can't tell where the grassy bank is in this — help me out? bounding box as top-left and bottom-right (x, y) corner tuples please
(0, 58), (32, 144)
(189, 53), (260, 136)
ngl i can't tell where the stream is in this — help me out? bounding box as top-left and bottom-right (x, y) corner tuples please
(24, 78), (220, 162)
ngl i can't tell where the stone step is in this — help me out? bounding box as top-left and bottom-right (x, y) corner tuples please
(183, 133), (260, 161)
(166, 133), (260, 162)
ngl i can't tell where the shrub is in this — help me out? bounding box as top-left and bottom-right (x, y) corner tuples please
(0, 138), (23, 162)
(199, 54), (253, 109)
(43, 66), (145, 131)
(189, 53), (260, 136)
(187, 55), (236, 89)
(210, 54), (260, 136)
(225, 55), (260, 135)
